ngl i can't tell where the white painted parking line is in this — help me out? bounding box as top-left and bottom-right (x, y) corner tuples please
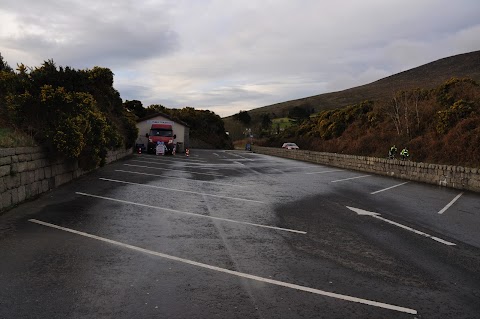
(123, 164), (224, 177)
(222, 152), (253, 161)
(135, 156), (208, 164)
(347, 206), (456, 246)
(28, 219), (416, 315)
(75, 192), (305, 234)
(438, 192), (464, 215)
(370, 182), (410, 194)
(99, 178), (263, 204)
(306, 170), (343, 175)
(154, 161), (242, 168)
(281, 165), (318, 170)
(115, 170), (246, 188)
(331, 175), (371, 183)
(221, 159), (254, 162)
(130, 159), (221, 170)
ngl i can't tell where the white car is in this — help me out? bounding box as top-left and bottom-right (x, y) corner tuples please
(282, 142), (299, 150)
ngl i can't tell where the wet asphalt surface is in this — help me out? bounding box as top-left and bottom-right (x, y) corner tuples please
(1, 149), (480, 319)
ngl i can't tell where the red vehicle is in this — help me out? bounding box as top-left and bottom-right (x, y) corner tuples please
(145, 123), (176, 154)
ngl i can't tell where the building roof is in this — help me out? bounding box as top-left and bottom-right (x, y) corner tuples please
(136, 112), (189, 127)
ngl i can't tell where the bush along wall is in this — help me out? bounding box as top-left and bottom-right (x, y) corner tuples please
(0, 59), (138, 170)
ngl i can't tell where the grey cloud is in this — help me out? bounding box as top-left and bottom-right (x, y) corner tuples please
(119, 82), (270, 109)
(2, 0), (480, 118)
(114, 83), (153, 102)
(1, 0), (179, 68)
(448, 24), (480, 53)
(171, 85), (272, 109)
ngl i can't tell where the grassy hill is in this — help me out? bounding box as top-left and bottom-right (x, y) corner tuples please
(224, 50), (480, 131)
(224, 50), (480, 167)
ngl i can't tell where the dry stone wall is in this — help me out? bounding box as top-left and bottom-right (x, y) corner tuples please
(0, 147), (132, 212)
(253, 146), (480, 193)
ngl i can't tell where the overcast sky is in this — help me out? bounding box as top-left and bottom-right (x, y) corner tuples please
(1, 1), (479, 117)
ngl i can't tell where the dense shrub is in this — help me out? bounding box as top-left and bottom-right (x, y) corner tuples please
(0, 57), (137, 169)
(436, 100), (475, 134)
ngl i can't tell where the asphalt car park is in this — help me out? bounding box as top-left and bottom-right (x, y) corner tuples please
(1, 150), (479, 318)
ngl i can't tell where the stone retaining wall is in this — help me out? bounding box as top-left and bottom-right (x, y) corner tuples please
(252, 146), (480, 193)
(0, 147), (132, 212)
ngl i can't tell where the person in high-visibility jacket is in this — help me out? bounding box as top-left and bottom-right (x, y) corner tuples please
(400, 147), (409, 160)
(389, 145), (397, 159)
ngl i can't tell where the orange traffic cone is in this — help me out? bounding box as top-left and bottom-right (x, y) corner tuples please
(185, 148), (190, 157)
(137, 147), (142, 154)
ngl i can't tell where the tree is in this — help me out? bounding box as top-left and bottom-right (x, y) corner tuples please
(0, 54), (16, 111)
(387, 92), (402, 136)
(171, 107), (231, 149)
(235, 110), (251, 125)
(261, 113), (272, 130)
(123, 100), (146, 118)
(3, 59), (137, 168)
(145, 104), (166, 116)
(288, 106), (310, 121)
(0, 53), (13, 72)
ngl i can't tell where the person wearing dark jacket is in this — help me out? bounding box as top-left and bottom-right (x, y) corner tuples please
(389, 145), (397, 159)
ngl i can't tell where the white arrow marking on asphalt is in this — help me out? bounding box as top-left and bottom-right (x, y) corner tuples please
(346, 206), (456, 246)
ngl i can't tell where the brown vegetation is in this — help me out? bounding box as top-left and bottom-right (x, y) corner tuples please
(261, 78), (480, 167)
(225, 51), (480, 167)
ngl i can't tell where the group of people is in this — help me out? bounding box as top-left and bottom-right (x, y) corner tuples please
(389, 145), (409, 160)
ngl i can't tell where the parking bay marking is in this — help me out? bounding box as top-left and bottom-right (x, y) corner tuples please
(270, 168), (284, 174)
(371, 182), (410, 194)
(99, 178), (263, 204)
(133, 160), (244, 168)
(135, 156), (209, 164)
(130, 159), (221, 171)
(123, 163), (224, 177)
(331, 175), (371, 183)
(28, 218), (417, 315)
(438, 192), (464, 215)
(305, 169), (343, 175)
(115, 170), (246, 188)
(346, 206), (456, 246)
(75, 192), (305, 234)
(221, 152), (253, 161)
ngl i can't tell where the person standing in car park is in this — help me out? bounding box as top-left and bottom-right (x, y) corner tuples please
(401, 147), (409, 160)
(389, 145), (397, 159)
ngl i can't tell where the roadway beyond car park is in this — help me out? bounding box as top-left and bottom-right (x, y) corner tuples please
(1, 150), (479, 318)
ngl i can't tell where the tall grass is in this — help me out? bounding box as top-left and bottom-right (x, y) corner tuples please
(0, 127), (37, 148)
